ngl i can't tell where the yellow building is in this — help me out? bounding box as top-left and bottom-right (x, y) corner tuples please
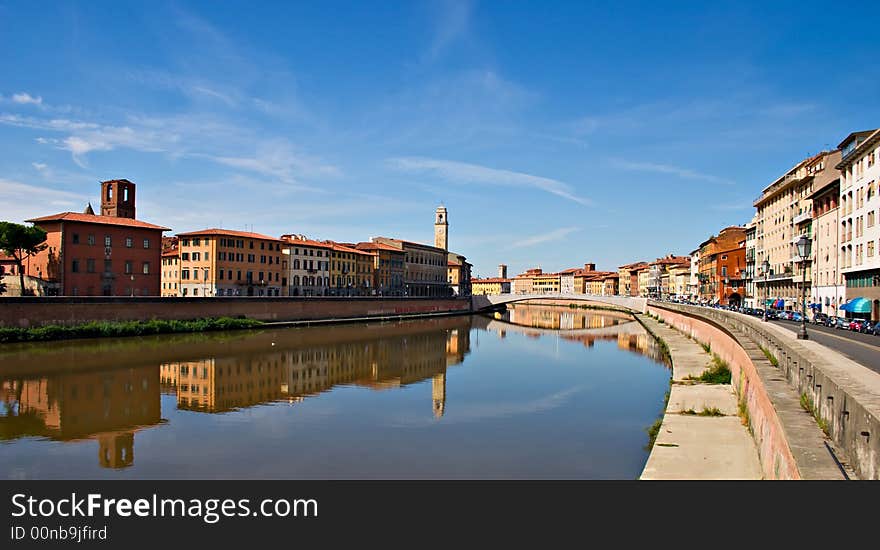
(161, 247), (180, 297)
(532, 271), (560, 293)
(471, 277), (511, 295)
(325, 241), (374, 296)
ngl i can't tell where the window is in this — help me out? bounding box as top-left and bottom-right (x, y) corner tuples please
(104, 260), (112, 273)
(143, 262), (150, 275)
(88, 234), (95, 245)
(72, 233), (80, 244)
(181, 252), (190, 261)
(143, 239), (150, 249)
(182, 239), (190, 246)
(125, 237), (133, 248)
(219, 270), (224, 280)
(193, 252), (201, 261)
(125, 261), (133, 274)
(105, 235), (112, 247)
(86, 259), (95, 273)
(193, 238), (200, 246)
(182, 269), (190, 280)
(71, 259), (80, 273)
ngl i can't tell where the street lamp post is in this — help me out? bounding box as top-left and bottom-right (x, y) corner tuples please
(762, 258), (770, 322)
(796, 235), (812, 340)
(130, 274), (135, 297)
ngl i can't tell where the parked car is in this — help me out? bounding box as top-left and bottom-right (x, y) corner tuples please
(833, 317), (849, 329)
(791, 312), (803, 322)
(860, 320), (875, 334)
(848, 319), (865, 332)
(813, 313), (829, 325)
(871, 322), (880, 336)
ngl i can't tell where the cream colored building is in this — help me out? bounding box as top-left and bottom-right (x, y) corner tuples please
(753, 151), (837, 311)
(837, 129), (880, 320)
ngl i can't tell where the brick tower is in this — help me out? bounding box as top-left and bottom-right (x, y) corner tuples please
(101, 179), (136, 219)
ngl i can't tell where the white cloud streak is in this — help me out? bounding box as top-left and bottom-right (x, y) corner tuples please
(0, 179), (86, 221)
(508, 227), (580, 249)
(612, 159), (735, 185)
(388, 157), (593, 206)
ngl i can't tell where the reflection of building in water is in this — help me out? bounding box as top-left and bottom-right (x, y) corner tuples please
(480, 304), (668, 365)
(158, 322), (472, 417)
(508, 304), (626, 330)
(616, 332), (663, 361)
(0, 366), (161, 468)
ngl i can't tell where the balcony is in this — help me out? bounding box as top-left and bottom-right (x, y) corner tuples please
(792, 211), (812, 225)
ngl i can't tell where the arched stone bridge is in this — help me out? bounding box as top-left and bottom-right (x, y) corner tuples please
(471, 293), (647, 314)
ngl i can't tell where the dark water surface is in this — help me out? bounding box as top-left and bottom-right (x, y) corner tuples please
(0, 305), (669, 479)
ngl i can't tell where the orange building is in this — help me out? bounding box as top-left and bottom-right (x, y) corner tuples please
(175, 228), (284, 297)
(618, 261), (648, 297)
(24, 179), (169, 296)
(697, 226), (747, 305)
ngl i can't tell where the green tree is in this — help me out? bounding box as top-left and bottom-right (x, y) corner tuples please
(0, 222), (47, 296)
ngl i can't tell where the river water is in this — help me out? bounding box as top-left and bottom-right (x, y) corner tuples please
(0, 304), (670, 479)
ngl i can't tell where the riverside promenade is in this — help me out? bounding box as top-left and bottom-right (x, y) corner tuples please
(637, 313), (762, 480)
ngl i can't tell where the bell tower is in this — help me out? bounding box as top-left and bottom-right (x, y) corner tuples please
(100, 179), (136, 219)
(434, 205), (448, 251)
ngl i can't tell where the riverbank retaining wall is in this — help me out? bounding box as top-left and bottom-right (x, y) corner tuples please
(649, 302), (879, 480)
(0, 297), (472, 328)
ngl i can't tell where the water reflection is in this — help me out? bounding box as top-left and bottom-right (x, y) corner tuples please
(1, 367), (160, 468)
(478, 304), (666, 363)
(0, 308), (669, 479)
(160, 321), (470, 416)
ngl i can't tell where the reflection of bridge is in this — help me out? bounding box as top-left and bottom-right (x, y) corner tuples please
(481, 317), (645, 338)
(472, 293), (647, 313)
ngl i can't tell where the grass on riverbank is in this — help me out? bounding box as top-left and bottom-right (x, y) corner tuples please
(759, 345), (779, 367)
(0, 317), (264, 344)
(685, 355), (732, 384)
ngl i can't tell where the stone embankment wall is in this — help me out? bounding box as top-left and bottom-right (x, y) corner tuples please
(649, 303), (860, 480)
(0, 297), (472, 328)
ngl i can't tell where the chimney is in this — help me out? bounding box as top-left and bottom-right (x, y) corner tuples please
(498, 264), (507, 279)
(584, 263), (596, 272)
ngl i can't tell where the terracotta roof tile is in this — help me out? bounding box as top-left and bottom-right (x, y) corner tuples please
(26, 212), (170, 231)
(176, 228), (280, 241)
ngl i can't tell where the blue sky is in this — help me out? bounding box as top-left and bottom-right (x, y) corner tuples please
(2, 1), (879, 277)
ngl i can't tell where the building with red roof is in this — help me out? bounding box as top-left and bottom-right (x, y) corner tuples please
(22, 179), (170, 296)
(175, 228), (284, 297)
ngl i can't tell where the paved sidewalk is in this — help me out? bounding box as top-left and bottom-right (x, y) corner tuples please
(636, 314), (762, 480)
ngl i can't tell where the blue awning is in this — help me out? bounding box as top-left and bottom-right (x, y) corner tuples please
(840, 297), (872, 313)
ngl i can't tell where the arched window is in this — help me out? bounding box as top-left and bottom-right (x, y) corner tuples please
(293, 259), (300, 269)
(293, 276), (300, 286)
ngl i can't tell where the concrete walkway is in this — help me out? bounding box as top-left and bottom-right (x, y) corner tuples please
(636, 314), (763, 480)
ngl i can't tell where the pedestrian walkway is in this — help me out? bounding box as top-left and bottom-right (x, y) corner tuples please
(636, 314), (762, 480)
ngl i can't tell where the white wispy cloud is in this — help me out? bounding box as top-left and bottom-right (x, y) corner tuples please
(508, 227), (580, 249)
(206, 141), (341, 187)
(612, 159), (735, 186)
(11, 92), (42, 105)
(425, 0), (472, 62)
(0, 179), (86, 221)
(388, 157), (593, 206)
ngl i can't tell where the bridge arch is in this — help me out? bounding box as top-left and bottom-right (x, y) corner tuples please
(471, 293), (647, 313)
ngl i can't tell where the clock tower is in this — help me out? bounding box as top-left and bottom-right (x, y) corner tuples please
(434, 205), (448, 251)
